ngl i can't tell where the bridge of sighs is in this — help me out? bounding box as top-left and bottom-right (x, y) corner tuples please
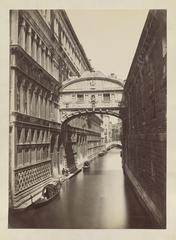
(59, 71), (125, 124)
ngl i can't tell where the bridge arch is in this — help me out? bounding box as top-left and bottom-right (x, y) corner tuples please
(61, 109), (122, 127)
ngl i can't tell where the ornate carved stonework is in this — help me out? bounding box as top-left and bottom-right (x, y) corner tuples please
(11, 46), (61, 97)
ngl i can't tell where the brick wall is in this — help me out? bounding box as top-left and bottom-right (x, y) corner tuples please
(122, 10), (166, 228)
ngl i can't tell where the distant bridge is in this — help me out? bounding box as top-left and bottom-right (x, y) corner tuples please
(106, 141), (122, 149)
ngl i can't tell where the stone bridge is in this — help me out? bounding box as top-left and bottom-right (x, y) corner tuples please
(59, 71), (125, 123)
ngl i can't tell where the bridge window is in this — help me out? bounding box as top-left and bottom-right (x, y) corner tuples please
(77, 94), (84, 103)
(103, 93), (110, 102)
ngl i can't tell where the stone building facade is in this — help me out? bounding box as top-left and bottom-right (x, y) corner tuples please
(121, 10), (166, 227)
(9, 10), (92, 209)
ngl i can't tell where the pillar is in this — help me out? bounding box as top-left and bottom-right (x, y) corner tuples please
(38, 91), (42, 118)
(38, 39), (42, 65)
(46, 98), (50, 120)
(31, 87), (36, 116)
(26, 25), (32, 55)
(10, 10), (19, 45)
(50, 56), (53, 77)
(19, 17), (26, 49)
(42, 44), (46, 69)
(35, 93), (39, 118)
(10, 62), (17, 115)
(20, 80), (25, 113)
(33, 33), (37, 61)
(43, 92), (46, 119)
(27, 83), (32, 115)
(46, 50), (51, 74)
(9, 123), (16, 208)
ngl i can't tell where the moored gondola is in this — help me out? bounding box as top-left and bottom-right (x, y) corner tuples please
(30, 180), (62, 208)
(83, 161), (90, 169)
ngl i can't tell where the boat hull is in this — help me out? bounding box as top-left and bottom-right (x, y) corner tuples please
(32, 192), (59, 208)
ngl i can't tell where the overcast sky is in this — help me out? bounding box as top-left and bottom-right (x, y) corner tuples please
(67, 10), (148, 80)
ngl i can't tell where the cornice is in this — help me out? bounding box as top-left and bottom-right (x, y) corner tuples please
(60, 77), (124, 91)
(60, 89), (123, 94)
(13, 112), (61, 131)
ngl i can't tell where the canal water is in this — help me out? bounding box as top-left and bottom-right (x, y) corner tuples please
(9, 148), (158, 229)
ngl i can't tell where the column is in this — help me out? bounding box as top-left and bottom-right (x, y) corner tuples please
(43, 92), (46, 119)
(46, 98), (50, 120)
(57, 103), (60, 123)
(38, 90), (42, 118)
(36, 93), (39, 118)
(10, 10), (19, 45)
(34, 88), (38, 116)
(49, 97), (53, 120)
(47, 51), (51, 74)
(53, 60), (56, 79)
(38, 39), (42, 65)
(41, 96), (44, 119)
(32, 33), (37, 61)
(50, 54), (54, 76)
(10, 66), (17, 115)
(45, 49), (48, 72)
(20, 128), (25, 144)
(55, 104), (58, 121)
(45, 99), (47, 120)
(9, 123), (17, 207)
(42, 44), (46, 69)
(38, 91), (42, 118)
(19, 17), (26, 49)
(20, 80), (25, 113)
(55, 61), (59, 80)
(26, 25), (32, 55)
(27, 83), (32, 115)
(45, 49), (48, 71)
(23, 84), (27, 114)
(31, 87), (37, 116)
(41, 95), (44, 119)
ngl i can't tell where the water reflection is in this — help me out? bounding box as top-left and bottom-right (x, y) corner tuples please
(9, 148), (158, 229)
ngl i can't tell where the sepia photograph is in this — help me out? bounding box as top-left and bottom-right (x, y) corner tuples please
(8, 9), (167, 230)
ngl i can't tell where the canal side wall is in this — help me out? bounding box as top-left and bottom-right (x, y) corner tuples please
(121, 10), (166, 228)
(63, 115), (104, 171)
(124, 165), (163, 228)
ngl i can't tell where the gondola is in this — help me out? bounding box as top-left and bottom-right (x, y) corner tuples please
(98, 149), (107, 156)
(83, 161), (90, 169)
(31, 181), (62, 208)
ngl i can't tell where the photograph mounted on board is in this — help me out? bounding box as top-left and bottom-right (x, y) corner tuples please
(8, 9), (166, 229)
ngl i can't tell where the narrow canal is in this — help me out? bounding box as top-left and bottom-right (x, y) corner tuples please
(9, 148), (158, 229)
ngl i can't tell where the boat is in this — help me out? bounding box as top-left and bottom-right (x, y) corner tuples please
(31, 180), (62, 208)
(83, 161), (90, 169)
(98, 149), (107, 156)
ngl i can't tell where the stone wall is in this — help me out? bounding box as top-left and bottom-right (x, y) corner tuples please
(60, 115), (104, 172)
(121, 10), (166, 228)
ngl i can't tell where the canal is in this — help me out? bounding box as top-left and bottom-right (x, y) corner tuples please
(9, 148), (158, 229)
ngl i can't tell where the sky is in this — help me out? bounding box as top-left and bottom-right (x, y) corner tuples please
(67, 10), (148, 80)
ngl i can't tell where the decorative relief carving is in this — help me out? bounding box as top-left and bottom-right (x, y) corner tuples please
(15, 161), (52, 193)
(11, 46), (61, 95)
